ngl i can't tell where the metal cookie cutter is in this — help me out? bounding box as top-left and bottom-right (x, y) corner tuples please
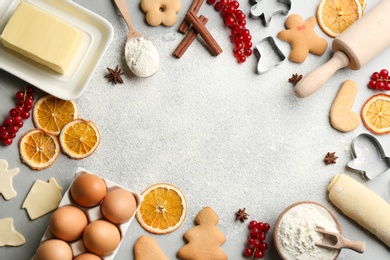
(346, 133), (390, 180)
(254, 36), (285, 75)
(249, 0), (291, 27)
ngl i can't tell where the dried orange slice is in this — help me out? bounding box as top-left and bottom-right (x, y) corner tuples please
(59, 119), (100, 159)
(19, 129), (60, 170)
(317, 0), (362, 38)
(361, 94), (390, 134)
(136, 183), (187, 234)
(33, 95), (78, 135)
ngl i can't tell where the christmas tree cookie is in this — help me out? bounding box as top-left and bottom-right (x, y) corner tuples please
(177, 206), (227, 260)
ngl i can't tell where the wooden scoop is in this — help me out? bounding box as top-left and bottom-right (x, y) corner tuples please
(113, 0), (159, 77)
(294, 0), (390, 98)
(315, 228), (366, 253)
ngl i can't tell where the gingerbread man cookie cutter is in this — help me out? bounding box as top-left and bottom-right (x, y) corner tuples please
(254, 36), (285, 74)
(249, 0), (291, 27)
(346, 133), (390, 180)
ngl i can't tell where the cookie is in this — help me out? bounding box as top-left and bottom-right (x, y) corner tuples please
(330, 80), (361, 132)
(134, 236), (168, 260)
(277, 14), (328, 63)
(177, 206), (227, 260)
(0, 218), (25, 246)
(141, 0), (181, 26)
(0, 159), (19, 201)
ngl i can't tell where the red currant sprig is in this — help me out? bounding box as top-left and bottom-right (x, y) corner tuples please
(368, 69), (390, 91)
(207, 0), (253, 63)
(244, 220), (270, 259)
(0, 86), (34, 146)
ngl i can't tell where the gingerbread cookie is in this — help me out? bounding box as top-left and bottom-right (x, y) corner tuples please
(134, 236), (168, 260)
(141, 0), (181, 26)
(177, 206), (227, 260)
(277, 14), (328, 63)
(330, 80), (361, 132)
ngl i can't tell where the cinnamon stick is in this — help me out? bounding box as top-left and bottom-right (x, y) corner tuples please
(178, 0), (203, 34)
(173, 15), (208, 58)
(185, 11), (222, 56)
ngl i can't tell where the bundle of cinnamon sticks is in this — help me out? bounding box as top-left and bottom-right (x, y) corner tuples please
(173, 0), (222, 58)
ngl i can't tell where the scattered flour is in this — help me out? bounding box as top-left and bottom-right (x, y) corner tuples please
(125, 36), (159, 77)
(277, 203), (339, 260)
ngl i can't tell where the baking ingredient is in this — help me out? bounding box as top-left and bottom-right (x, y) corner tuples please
(276, 203), (340, 260)
(104, 65), (124, 84)
(101, 188), (137, 224)
(136, 183), (187, 234)
(22, 178), (62, 219)
(329, 80), (361, 133)
(0, 86), (34, 146)
(83, 220), (121, 256)
(33, 95), (78, 135)
(0, 159), (19, 200)
(207, 0), (252, 63)
(173, 15), (208, 58)
(368, 69), (390, 91)
(361, 93), (390, 134)
(328, 174), (390, 247)
(288, 73), (303, 86)
(0, 2), (82, 74)
(324, 152), (338, 165)
(70, 172), (107, 207)
(18, 129), (60, 170)
(178, 0), (203, 33)
(73, 253), (101, 260)
(125, 36), (159, 77)
(244, 220), (270, 258)
(34, 239), (73, 260)
(316, 0), (362, 38)
(235, 208), (249, 223)
(177, 206), (227, 260)
(49, 205), (88, 241)
(59, 119), (100, 159)
(134, 235), (169, 260)
(0, 218), (25, 246)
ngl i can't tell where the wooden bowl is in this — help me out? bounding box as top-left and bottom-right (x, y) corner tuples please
(273, 201), (342, 260)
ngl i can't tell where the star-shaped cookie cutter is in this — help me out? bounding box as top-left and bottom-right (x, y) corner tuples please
(346, 133), (390, 180)
(249, 0), (291, 27)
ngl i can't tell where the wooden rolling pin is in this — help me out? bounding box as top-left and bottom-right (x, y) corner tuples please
(294, 0), (390, 98)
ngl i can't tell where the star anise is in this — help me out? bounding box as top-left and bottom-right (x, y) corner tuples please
(235, 208), (249, 223)
(105, 65), (124, 84)
(324, 152), (338, 165)
(288, 73), (303, 86)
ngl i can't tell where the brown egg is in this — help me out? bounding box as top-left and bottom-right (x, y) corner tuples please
(73, 253), (101, 260)
(34, 239), (73, 260)
(49, 205), (88, 241)
(70, 173), (107, 207)
(101, 188), (137, 224)
(83, 220), (121, 256)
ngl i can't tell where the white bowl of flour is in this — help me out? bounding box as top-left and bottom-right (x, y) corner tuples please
(274, 201), (342, 260)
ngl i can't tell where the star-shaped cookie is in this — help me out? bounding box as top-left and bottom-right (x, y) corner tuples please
(0, 159), (19, 201)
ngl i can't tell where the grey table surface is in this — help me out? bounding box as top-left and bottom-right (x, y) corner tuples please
(1, 0), (390, 259)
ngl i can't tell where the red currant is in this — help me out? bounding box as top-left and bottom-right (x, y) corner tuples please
(244, 247), (253, 257)
(254, 250), (264, 258)
(3, 138), (12, 146)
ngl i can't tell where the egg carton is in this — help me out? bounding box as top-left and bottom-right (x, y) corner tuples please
(37, 167), (142, 260)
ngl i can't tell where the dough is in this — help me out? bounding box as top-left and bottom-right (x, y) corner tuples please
(0, 159), (19, 200)
(329, 80), (361, 132)
(22, 178), (62, 220)
(0, 218), (25, 246)
(328, 174), (390, 247)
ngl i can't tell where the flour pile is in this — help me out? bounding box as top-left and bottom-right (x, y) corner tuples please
(125, 36), (159, 77)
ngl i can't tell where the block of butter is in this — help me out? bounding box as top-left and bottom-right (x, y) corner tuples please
(0, 2), (82, 74)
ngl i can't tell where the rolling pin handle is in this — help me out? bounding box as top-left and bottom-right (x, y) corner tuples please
(294, 51), (350, 98)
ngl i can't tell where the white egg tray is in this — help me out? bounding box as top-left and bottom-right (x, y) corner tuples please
(37, 167), (142, 259)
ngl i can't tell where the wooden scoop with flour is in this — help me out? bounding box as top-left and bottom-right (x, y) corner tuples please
(114, 0), (159, 77)
(294, 0), (390, 98)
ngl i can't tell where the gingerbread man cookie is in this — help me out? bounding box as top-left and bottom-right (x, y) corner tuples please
(141, 0), (181, 26)
(277, 14), (328, 63)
